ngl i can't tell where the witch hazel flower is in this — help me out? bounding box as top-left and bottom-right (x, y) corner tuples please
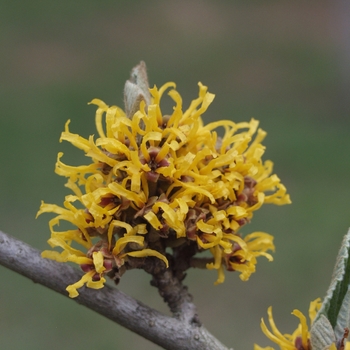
(255, 299), (350, 350)
(37, 61), (290, 297)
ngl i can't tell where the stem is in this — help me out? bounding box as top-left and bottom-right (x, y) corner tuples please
(0, 230), (232, 350)
(150, 265), (200, 325)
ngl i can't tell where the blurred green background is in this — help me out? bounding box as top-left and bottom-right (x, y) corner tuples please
(1, 1), (349, 349)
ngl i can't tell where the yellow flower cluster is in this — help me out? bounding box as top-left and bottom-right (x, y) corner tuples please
(255, 299), (350, 350)
(37, 70), (290, 297)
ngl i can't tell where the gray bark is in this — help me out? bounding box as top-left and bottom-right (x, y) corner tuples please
(0, 230), (231, 350)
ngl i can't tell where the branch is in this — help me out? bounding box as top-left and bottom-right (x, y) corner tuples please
(150, 266), (200, 325)
(0, 230), (232, 350)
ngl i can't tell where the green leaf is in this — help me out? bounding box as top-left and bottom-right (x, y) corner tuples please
(326, 231), (350, 328)
(311, 228), (350, 348)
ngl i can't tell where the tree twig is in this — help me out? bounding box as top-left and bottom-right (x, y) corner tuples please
(0, 230), (232, 350)
(149, 265), (200, 325)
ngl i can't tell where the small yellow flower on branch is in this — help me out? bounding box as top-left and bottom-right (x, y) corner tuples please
(255, 299), (350, 350)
